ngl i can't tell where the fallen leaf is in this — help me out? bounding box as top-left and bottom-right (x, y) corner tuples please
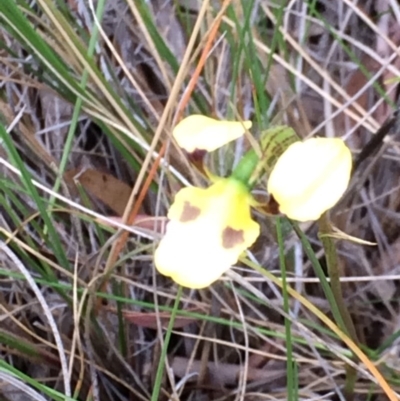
(66, 168), (132, 215)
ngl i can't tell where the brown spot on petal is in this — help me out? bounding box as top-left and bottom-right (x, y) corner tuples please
(180, 201), (201, 222)
(222, 227), (244, 249)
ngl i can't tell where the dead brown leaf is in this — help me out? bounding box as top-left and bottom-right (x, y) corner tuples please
(65, 168), (132, 216)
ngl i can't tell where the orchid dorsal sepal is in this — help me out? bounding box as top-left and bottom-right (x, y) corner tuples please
(260, 125), (301, 174)
(173, 115), (252, 153)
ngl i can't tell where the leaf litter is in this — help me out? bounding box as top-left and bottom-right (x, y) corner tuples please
(1, 0), (400, 400)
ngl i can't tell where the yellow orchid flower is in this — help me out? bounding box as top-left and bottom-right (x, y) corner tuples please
(267, 137), (352, 222)
(154, 178), (260, 288)
(173, 115), (252, 152)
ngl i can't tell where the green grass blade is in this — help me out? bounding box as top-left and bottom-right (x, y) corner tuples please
(0, 123), (69, 272)
(276, 217), (296, 401)
(151, 285), (183, 401)
(290, 220), (348, 333)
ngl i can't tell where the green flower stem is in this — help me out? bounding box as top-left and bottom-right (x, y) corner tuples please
(231, 148), (259, 187)
(318, 212), (359, 401)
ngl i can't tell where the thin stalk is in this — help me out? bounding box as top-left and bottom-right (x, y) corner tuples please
(151, 285), (183, 401)
(319, 212), (359, 400)
(276, 217), (296, 401)
(291, 221), (347, 331)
